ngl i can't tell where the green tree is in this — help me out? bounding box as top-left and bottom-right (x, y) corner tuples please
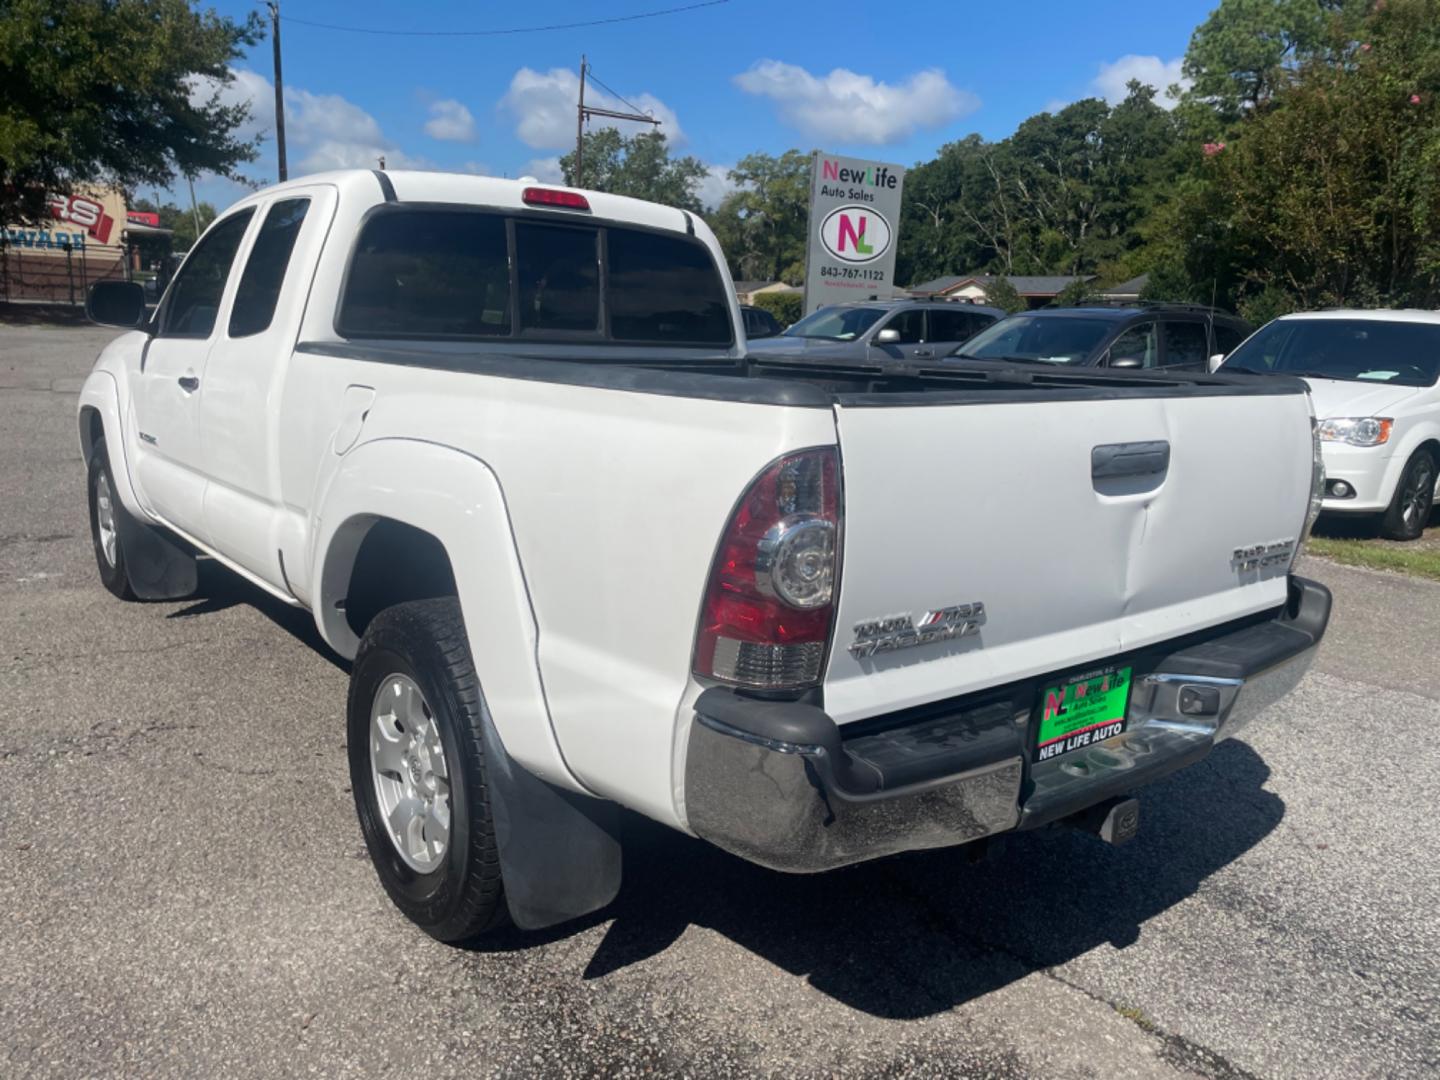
(0, 0), (262, 224)
(983, 276), (1026, 314)
(130, 196), (216, 251)
(1051, 278), (1097, 307)
(1162, 0), (1440, 310)
(1181, 0), (1346, 115)
(707, 150), (810, 284)
(560, 129), (707, 212)
(897, 84), (1182, 285)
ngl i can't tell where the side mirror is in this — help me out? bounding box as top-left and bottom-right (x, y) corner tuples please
(86, 280), (148, 330)
(875, 328), (901, 344)
(1208, 352), (1226, 373)
(1110, 355), (1144, 369)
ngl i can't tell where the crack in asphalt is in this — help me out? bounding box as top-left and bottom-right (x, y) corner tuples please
(0, 718), (201, 762)
(4, 636), (221, 673)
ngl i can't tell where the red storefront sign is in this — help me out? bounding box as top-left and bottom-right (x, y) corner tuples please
(48, 194), (116, 244)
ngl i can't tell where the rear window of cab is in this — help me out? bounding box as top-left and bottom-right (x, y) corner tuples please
(337, 206), (733, 347)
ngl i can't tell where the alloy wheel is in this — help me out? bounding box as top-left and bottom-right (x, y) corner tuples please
(369, 674), (452, 873)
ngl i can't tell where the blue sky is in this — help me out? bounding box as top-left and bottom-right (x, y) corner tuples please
(175, 0), (1220, 211)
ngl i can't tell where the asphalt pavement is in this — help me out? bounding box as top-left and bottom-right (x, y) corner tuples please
(2, 320), (1437, 1079)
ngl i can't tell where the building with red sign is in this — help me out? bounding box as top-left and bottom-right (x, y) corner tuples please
(2, 187), (170, 303)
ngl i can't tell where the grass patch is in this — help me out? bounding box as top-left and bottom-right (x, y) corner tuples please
(1305, 536), (1440, 581)
(1114, 1004), (1158, 1032)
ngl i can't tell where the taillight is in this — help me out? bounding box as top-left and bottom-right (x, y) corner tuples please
(521, 186), (590, 211)
(693, 447), (842, 691)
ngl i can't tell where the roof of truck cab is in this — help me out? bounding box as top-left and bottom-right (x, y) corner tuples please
(218, 169), (700, 236)
(1276, 309), (1440, 325)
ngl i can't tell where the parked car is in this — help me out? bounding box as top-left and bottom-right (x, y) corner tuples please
(740, 303), (783, 339)
(80, 170), (1328, 943)
(953, 303), (1252, 372)
(749, 298), (1003, 363)
(1218, 310), (1440, 540)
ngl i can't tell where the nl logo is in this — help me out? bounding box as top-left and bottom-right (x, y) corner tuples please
(819, 204), (893, 264)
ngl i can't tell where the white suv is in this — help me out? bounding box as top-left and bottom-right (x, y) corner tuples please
(1220, 310), (1440, 539)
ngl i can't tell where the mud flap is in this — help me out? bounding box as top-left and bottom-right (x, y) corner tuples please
(479, 710), (622, 930)
(114, 502), (197, 600)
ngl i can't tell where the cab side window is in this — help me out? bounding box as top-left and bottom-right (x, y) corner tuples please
(229, 199), (311, 337)
(880, 309), (925, 343)
(160, 210), (255, 339)
(1162, 321), (1209, 369)
(1107, 321), (1159, 367)
(928, 308), (990, 345)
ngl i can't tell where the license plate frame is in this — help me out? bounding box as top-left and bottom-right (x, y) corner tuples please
(1034, 665), (1133, 763)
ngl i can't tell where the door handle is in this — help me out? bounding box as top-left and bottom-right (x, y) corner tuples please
(1092, 440), (1171, 480)
(913, 349), (933, 358)
(177, 374), (200, 392)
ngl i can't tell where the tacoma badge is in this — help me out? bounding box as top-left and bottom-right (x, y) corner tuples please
(849, 602), (986, 659)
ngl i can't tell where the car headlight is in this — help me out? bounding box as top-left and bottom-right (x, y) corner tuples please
(1316, 417), (1393, 446)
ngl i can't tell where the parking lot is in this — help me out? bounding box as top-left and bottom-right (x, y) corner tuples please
(2, 319), (1438, 1079)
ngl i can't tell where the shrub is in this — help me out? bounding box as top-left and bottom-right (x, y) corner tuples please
(983, 276), (1027, 314)
(750, 290), (803, 327)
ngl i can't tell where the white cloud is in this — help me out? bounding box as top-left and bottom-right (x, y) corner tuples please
(189, 67), (423, 176)
(500, 67), (683, 149)
(1092, 55), (1190, 109)
(424, 99), (476, 143)
(697, 164), (738, 210)
(521, 156), (565, 183)
(734, 61), (977, 144)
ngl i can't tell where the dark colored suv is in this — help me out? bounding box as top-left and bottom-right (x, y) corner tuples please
(953, 303), (1252, 372)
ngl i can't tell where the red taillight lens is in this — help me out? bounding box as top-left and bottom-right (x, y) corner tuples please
(521, 186), (591, 211)
(694, 448), (842, 690)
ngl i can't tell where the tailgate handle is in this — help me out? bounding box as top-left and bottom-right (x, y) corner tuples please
(1092, 440), (1170, 480)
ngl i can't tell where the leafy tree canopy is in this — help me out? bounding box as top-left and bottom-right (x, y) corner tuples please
(131, 195), (215, 251)
(707, 150), (811, 285)
(0, 0), (263, 224)
(560, 128), (708, 213)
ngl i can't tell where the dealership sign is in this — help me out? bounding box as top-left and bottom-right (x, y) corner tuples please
(802, 153), (905, 315)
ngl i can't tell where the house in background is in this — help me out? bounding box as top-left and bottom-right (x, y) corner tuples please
(733, 280), (801, 305)
(907, 273), (1093, 308)
(1097, 273), (1150, 303)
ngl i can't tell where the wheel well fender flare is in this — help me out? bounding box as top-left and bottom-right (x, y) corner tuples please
(77, 370), (143, 516)
(312, 437), (579, 791)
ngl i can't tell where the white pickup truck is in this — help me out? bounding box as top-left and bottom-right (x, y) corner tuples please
(80, 170), (1331, 941)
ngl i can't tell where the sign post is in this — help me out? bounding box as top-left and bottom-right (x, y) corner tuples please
(802, 152), (906, 317)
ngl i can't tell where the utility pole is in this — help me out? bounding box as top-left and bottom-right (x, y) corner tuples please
(574, 55), (586, 187)
(186, 175), (202, 239)
(267, 1), (288, 182)
(574, 55), (660, 189)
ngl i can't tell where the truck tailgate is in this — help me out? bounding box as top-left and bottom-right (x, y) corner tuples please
(824, 388), (1314, 723)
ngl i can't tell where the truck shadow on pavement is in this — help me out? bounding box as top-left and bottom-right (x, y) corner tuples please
(166, 561), (1284, 1019)
(499, 742), (1283, 1019)
(166, 559), (350, 671)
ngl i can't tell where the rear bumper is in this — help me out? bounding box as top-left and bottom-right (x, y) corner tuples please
(684, 575), (1330, 873)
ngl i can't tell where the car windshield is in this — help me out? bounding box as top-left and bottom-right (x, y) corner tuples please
(1222, 318), (1440, 387)
(783, 306), (886, 341)
(955, 314), (1116, 364)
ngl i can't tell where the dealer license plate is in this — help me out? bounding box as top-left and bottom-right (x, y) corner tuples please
(1034, 665), (1133, 762)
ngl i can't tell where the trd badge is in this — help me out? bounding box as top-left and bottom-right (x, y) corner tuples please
(849, 602), (986, 659)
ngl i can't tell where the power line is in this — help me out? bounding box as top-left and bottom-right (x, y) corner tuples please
(585, 68), (651, 120)
(278, 0), (729, 37)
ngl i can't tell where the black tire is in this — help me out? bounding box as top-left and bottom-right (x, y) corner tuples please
(1380, 449), (1436, 541)
(347, 597), (508, 941)
(87, 438), (137, 600)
